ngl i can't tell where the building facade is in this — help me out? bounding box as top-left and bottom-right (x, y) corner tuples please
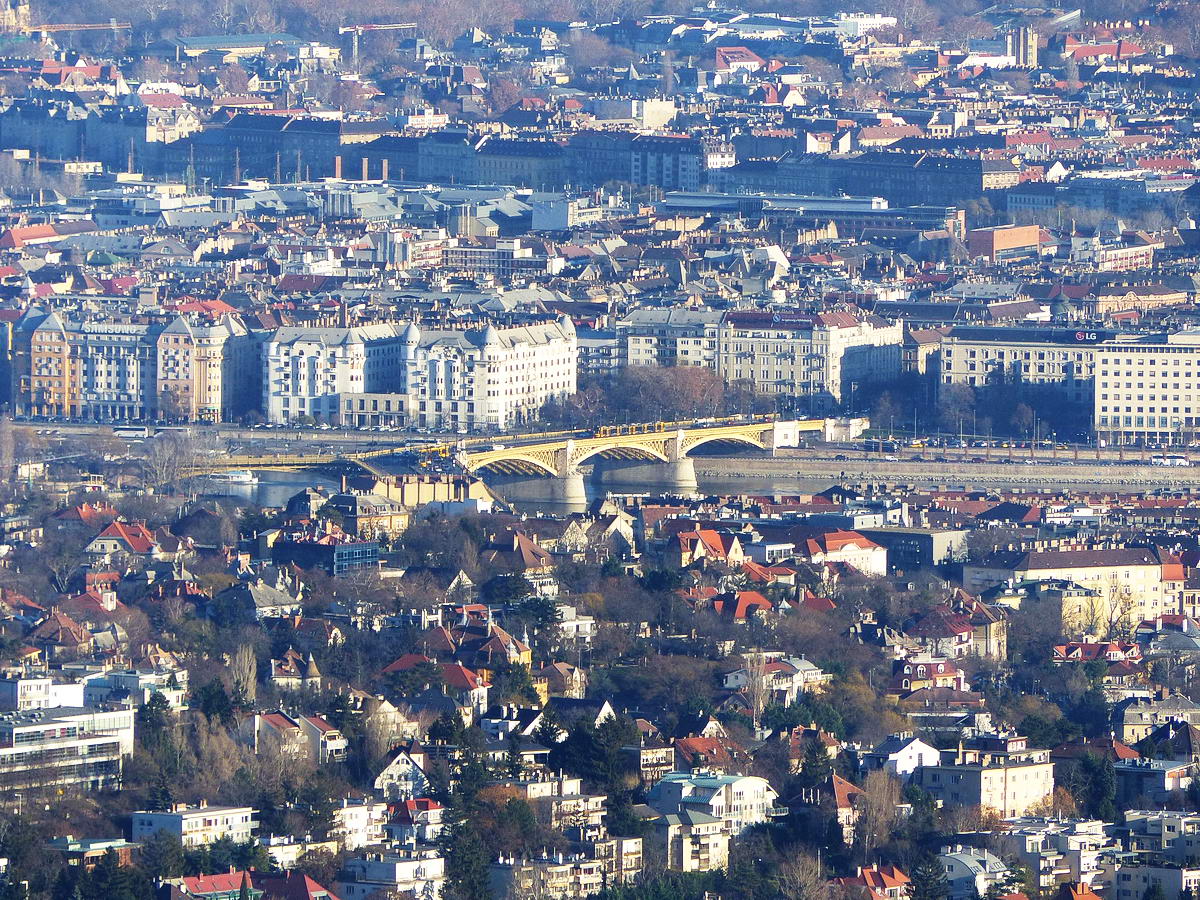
(717, 309), (902, 410)
(0, 706), (135, 792)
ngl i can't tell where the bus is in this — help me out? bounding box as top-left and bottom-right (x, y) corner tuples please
(1150, 454), (1191, 467)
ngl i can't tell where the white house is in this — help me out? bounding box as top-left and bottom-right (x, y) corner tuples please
(722, 653), (831, 706)
(939, 846), (1014, 900)
(131, 802), (258, 848)
(337, 849), (446, 900)
(860, 732), (942, 779)
(647, 772), (783, 835)
(331, 798), (388, 851)
(374, 745), (430, 799)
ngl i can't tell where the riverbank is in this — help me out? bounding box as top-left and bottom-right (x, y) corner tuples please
(691, 455), (1200, 491)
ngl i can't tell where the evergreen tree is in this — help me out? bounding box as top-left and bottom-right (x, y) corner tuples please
(140, 831), (185, 880)
(504, 731), (524, 778)
(440, 818), (492, 900)
(149, 773), (175, 811)
(910, 855), (951, 900)
(798, 738), (833, 788)
(1145, 885), (1168, 900)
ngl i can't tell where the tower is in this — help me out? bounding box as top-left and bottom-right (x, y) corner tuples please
(1005, 26), (1038, 69)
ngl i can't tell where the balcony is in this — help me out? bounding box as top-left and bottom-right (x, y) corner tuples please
(767, 806), (789, 817)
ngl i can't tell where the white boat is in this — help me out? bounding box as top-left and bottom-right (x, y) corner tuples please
(209, 470), (259, 485)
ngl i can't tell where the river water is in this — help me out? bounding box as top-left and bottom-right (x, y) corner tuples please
(195, 460), (1190, 518)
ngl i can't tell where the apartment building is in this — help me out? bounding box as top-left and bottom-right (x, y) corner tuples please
(0, 706), (135, 792)
(992, 818), (1113, 889)
(938, 327), (1107, 406)
(1112, 863), (1200, 900)
(647, 771), (783, 835)
(617, 308), (723, 368)
(909, 736), (1054, 818)
(1123, 811), (1200, 862)
(331, 798), (389, 851)
(337, 850), (446, 900)
(252, 711), (348, 765)
(501, 773), (608, 831)
(716, 309), (902, 411)
(11, 307), (250, 422)
(0, 675), (53, 710)
(131, 802), (258, 848)
(398, 318), (576, 432)
(964, 545), (1181, 636)
(1094, 331), (1200, 446)
(654, 810), (731, 872)
(267, 319), (576, 431)
(263, 323), (406, 424)
(440, 237), (564, 277)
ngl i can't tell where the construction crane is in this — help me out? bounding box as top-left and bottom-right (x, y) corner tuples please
(338, 22), (416, 68)
(17, 19), (131, 40)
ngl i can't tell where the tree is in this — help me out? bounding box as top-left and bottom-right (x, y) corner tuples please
(872, 392), (901, 434)
(231, 643), (258, 704)
(937, 384), (975, 433)
(481, 574), (534, 604)
(1071, 753), (1117, 821)
(139, 831), (184, 880)
(149, 773), (175, 811)
(1010, 402), (1035, 437)
(192, 679), (234, 726)
(909, 854), (950, 900)
(1145, 885), (1169, 900)
(776, 852), (830, 900)
(440, 818), (491, 900)
(855, 769), (901, 857)
(797, 738), (832, 789)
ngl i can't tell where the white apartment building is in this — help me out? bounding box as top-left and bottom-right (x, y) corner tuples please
(0, 706), (135, 792)
(263, 323), (406, 424)
(1094, 331), (1200, 446)
(647, 772), (783, 835)
(399, 318), (576, 432)
(1113, 864), (1200, 900)
(331, 798), (389, 851)
(266, 319), (576, 431)
(0, 675), (53, 711)
(337, 850), (446, 900)
(1124, 811), (1200, 863)
(964, 546), (1179, 635)
(911, 746), (1054, 818)
(655, 809), (731, 872)
(131, 802), (259, 848)
(717, 309), (902, 411)
(993, 818), (1113, 889)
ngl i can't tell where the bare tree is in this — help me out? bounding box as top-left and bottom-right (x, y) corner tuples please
(778, 852), (831, 900)
(855, 769), (901, 856)
(743, 649), (770, 727)
(232, 644), (258, 703)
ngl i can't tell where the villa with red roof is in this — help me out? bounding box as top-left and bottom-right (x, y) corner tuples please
(833, 864), (912, 900)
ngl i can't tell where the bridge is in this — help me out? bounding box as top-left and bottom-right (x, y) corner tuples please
(181, 451), (393, 480)
(179, 419), (830, 493)
(458, 419), (821, 478)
